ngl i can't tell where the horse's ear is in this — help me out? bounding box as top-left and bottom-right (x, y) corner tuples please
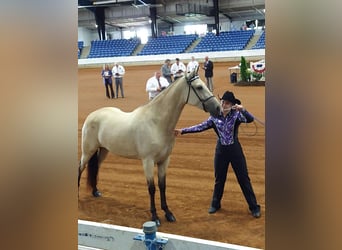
(187, 67), (196, 79)
(195, 65), (199, 75)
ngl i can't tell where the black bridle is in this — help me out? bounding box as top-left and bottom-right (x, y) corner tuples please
(185, 75), (215, 112)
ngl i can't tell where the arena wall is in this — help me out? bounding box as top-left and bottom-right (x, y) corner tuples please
(77, 49), (265, 68)
(78, 220), (262, 250)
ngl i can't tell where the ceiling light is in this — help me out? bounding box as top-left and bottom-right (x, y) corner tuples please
(93, 0), (118, 5)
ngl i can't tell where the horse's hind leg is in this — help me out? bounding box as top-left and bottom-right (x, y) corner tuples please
(158, 158), (176, 222)
(98, 147), (109, 165)
(79, 146), (107, 199)
(142, 158), (161, 226)
(88, 147), (108, 197)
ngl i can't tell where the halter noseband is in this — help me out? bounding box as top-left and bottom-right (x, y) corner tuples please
(185, 75), (215, 112)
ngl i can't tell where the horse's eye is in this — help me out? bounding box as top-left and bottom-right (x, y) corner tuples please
(196, 86), (203, 90)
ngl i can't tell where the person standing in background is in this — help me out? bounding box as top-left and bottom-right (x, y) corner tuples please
(202, 56), (214, 92)
(101, 64), (115, 99)
(187, 56), (199, 73)
(145, 71), (170, 101)
(112, 62), (125, 98)
(171, 58), (186, 81)
(161, 59), (173, 84)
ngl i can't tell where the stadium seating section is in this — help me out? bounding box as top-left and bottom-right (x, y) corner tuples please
(191, 30), (254, 52)
(78, 41), (84, 58)
(79, 30), (265, 59)
(87, 39), (140, 58)
(251, 31), (265, 49)
(137, 34), (197, 56)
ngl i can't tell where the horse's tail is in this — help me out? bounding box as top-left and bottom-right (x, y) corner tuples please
(87, 150), (99, 191)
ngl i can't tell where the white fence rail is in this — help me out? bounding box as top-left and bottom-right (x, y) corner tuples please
(78, 49), (265, 67)
(78, 219), (261, 250)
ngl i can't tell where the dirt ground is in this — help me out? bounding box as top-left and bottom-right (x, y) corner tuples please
(78, 61), (265, 249)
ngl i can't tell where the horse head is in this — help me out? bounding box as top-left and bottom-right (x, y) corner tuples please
(184, 66), (221, 117)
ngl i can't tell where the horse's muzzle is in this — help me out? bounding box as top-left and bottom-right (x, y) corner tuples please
(204, 98), (221, 117)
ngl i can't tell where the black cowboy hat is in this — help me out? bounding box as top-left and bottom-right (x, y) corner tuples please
(220, 91), (241, 105)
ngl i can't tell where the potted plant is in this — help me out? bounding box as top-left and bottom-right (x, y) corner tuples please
(240, 56), (249, 82)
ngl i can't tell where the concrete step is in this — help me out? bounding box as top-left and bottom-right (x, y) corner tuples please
(184, 37), (202, 53)
(132, 44), (145, 56)
(245, 34), (260, 50)
(80, 46), (90, 59)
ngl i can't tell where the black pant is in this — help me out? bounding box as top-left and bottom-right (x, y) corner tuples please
(105, 83), (115, 98)
(211, 141), (259, 212)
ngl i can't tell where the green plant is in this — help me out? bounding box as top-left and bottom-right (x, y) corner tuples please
(240, 56), (249, 82)
(252, 71), (263, 81)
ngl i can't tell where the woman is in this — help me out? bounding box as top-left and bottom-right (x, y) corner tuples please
(101, 64), (115, 99)
(174, 91), (261, 218)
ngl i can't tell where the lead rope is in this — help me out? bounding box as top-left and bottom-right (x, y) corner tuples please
(253, 116), (265, 127)
(241, 115), (265, 136)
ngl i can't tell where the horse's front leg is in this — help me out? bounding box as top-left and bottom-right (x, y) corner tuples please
(143, 159), (161, 226)
(147, 179), (161, 226)
(158, 158), (176, 222)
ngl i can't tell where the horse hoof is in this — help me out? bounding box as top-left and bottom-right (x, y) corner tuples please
(165, 213), (176, 222)
(92, 190), (102, 197)
(154, 219), (161, 227)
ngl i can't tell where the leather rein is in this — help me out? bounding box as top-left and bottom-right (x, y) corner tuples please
(185, 75), (215, 112)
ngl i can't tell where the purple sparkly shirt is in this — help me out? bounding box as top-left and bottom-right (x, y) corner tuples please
(181, 110), (254, 145)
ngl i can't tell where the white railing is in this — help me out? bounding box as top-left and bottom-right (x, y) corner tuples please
(78, 219), (262, 250)
(78, 49), (265, 67)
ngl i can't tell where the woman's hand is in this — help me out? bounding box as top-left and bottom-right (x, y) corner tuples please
(232, 104), (245, 112)
(174, 129), (182, 136)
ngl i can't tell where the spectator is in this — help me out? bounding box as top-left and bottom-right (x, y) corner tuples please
(161, 59), (173, 84)
(112, 62), (125, 98)
(145, 71), (169, 101)
(101, 64), (115, 99)
(202, 56), (214, 92)
(171, 58), (186, 81)
(187, 56), (199, 73)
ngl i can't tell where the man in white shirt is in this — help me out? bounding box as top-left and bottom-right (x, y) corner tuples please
(170, 58), (186, 81)
(111, 62), (126, 98)
(187, 56), (199, 73)
(146, 71), (170, 100)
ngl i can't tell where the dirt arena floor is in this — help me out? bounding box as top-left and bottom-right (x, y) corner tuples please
(78, 61), (265, 249)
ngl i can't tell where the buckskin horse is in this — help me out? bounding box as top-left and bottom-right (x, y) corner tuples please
(78, 67), (221, 226)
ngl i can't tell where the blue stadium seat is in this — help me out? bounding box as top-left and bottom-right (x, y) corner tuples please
(87, 39), (140, 58)
(137, 34), (197, 56)
(191, 30), (255, 53)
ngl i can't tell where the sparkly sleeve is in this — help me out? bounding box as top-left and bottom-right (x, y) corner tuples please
(238, 110), (254, 123)
(181, 118), (213, 134)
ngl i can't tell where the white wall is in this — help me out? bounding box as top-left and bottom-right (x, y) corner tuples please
(78, 220), (262, 250)
(78, 49), (265, 68)
(78, 27), (97, 46)
(219, 20), (231, 32)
